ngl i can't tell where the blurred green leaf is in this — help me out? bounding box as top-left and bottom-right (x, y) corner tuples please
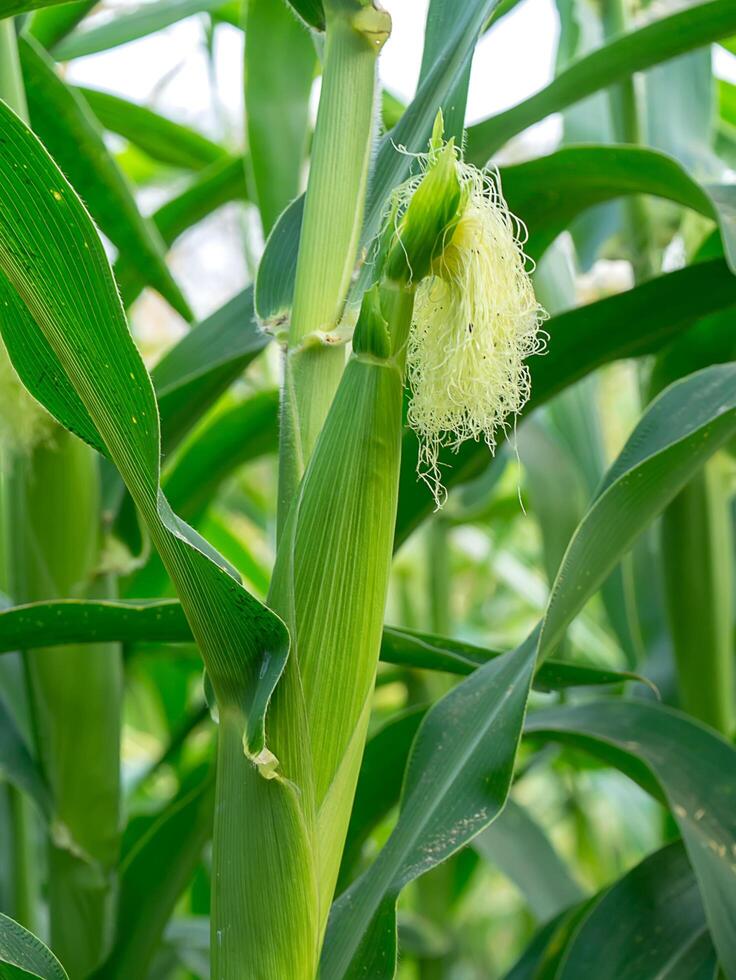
(501, 144), (734, 268)
(473, 799), (584, 923)
(244, 0), (315, 234)
(114, 154), (247, 309)
(0, 695), (53, 823)
(19, 36), (191, 319)
(26, 0), (97, 49)
(79, 86), (227, 171)
(285, 0), (324, 31)
(466, 0), (736, 163)
(152, 286), (267, 454)
(54, 0), (225, 60)
(163, 388), (279, 521)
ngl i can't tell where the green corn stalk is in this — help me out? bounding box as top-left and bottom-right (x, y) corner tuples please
(211, 125), (465, 978)
(0, 19), (121, 974)
(277, 0), (391, 532)
(661, 455), (735, 736)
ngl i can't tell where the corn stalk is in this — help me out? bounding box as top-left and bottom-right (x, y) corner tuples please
(277, 0), (391, 532)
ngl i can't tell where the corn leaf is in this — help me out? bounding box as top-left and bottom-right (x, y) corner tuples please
(473, 800), (584, 923)
(163, 388), (279, 521)
(25, 0), (97, 49)
(244, 0), (315, 234)
(466, 0), (736, 163)
(0, 98), (286, 758)
(0, 913), (68, 980)
(321, 642), (536, 980)
(19, 36), (191, 320)
(285, 0), (324, 31)
(556, 842), (716, 979)
(53, 0), (225, 60)
(79, 86), (227, 171)
(0, 601), (649, 695)
(526, 700), (736, 975)
(500, 144), (735, 269)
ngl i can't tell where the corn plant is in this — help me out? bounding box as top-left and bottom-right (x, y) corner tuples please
(0, 1), (735, 979)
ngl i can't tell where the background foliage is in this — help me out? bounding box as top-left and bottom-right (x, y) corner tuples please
(0, 0), (735, 977)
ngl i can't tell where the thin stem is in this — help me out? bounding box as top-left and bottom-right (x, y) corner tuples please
(6, 786), (39, 933)
(661, 455), (735, 737)
(602, 0), (655, 281)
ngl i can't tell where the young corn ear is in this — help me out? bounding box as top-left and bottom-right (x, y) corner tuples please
(386, 119), (547, 506)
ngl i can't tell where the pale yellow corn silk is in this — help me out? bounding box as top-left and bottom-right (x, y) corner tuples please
(0, 337), (53, 455)
(404, 160), (547, 506)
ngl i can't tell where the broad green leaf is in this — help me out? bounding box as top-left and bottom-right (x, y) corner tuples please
(98, 775), (215, 980)
(25, 0), (97, 49)
(244, 0), (315, 234)
(0, 98), (285, 757)
(255, 0), (500, 323)
(381, 626), (650, 692)
(646, 49), (716, 174)
(151, 286), (267, 453)
(466, 0), (736, 164)
(0, 601), (649, 693)
(473, 799), (584, 923)
(79, 86), (227, 171)
(0, 913), (68, 980)
(557, 842), (717, 980)
(54, 0), (225, 60)
(19, 36), (191, 320)
(525, 699), (736, 975)
(395, 260), (736, 545)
